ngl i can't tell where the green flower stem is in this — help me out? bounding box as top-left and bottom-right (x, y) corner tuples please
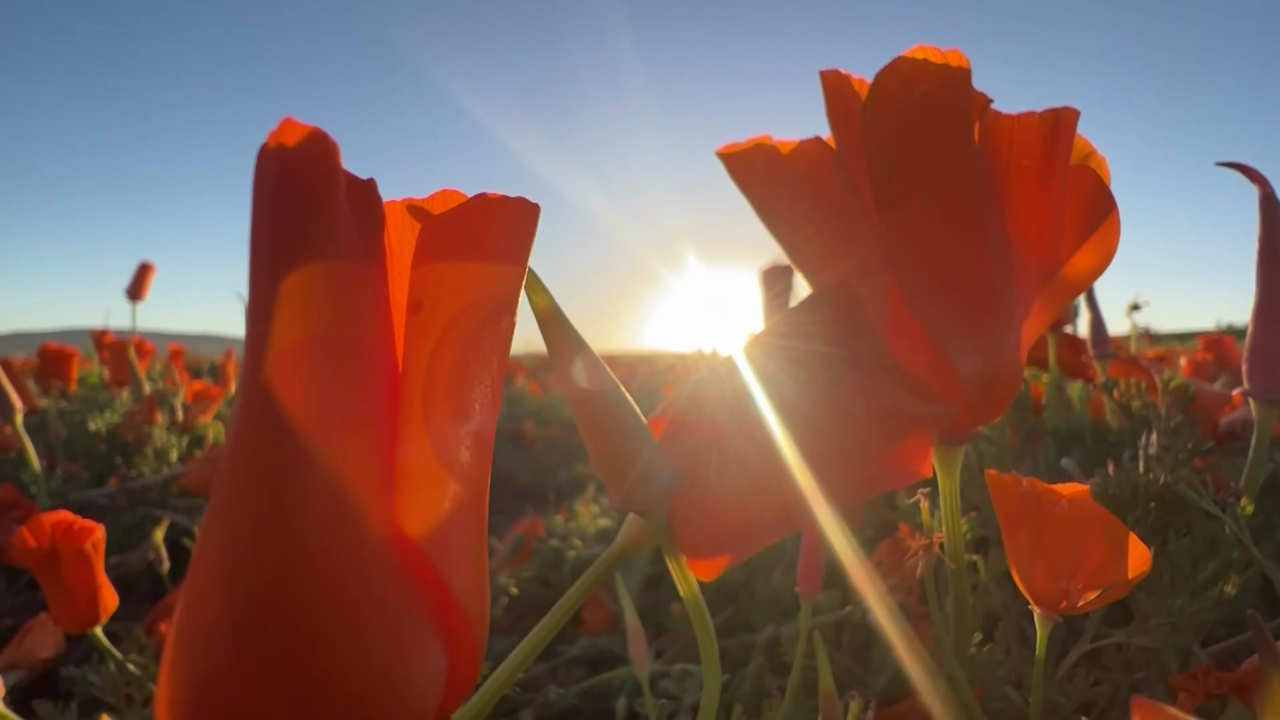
(1029, 610), (1057, 720)
(1054, 610), (1102, 682)
(919, 500), (989, 720)
(11, 414), (46, 506)
(1240, 397), (1279, 502)
(655, 528), (721, 720)
(0, 703), (24, 720)
(934, 444), (972, 656)
(454, 513), (655, 720)
(777, 602), (813, 720)
(87, 625), (150, 686)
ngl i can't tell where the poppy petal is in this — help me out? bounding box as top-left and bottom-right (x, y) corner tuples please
(395, 191), (539, 710)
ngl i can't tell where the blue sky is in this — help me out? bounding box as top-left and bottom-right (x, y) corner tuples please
(2, 0), (1277, 352)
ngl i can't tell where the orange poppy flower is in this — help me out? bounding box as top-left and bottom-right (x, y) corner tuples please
(154, 118), (540, 720)
(1, 510), (119, 635)
(105, 337), (155, 390)
(647, 46), (1118, 578)
(1, 357), (40, 413)
(1130, 695), (1197, 719)
(1026, 331), (1097, 382)
(717, 45), (1119, 439)
(166, 343), (189, 385)
(1104, 354), (1158, 400)
(577, 588), (618, 636)
(142, 586), (182, 651)
(491, 515), (547, 572)
(0, 612), (66, 678)
(216, 347), (237, 394)
(125, 261), (156, 302)
(1169, 663), (1234, 712)
(182, 379), (226, 429)
(1196, 331), (1242, 381)
(88, 329), (114, 364)
(1086, 386), (1110, 424)
(35, 343), (80, 396)
(1180, 351), (1218, 383)
(986, 471), (1151, 617)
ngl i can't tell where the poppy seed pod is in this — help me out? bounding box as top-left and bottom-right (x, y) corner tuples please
(1218, 162), (1280, 403)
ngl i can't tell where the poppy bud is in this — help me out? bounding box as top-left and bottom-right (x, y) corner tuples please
(1218, 162), (1280, 403)
(125, 261), (156, 303)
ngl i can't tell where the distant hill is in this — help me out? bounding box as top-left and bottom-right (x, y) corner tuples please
(0, 329), (243, 358)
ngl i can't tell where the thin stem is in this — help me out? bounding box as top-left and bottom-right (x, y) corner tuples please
(10, 414), (46, 506)
(87, 625), (151, 686)
(1029, 610), (1057, 720)
(934, 444), (972, 656)
(1240, 397), (1278, 502)
(777, 602), (813, 720)
(454, 514), (655, 720)
(0, 703), (23, 720)
(130, 302), (138, 338)
(656, 530), (721, 720)
(640, 679), (659, 720)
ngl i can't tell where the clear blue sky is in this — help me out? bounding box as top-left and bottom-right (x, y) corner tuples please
(3, 0), (1277, 352)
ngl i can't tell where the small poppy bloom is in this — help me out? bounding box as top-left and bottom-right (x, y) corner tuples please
(1, 357), (40, 413)
(0, 612), (66, 678)
(1026, 331), (1097, 382)
(986, 471), (1151, 617)
(166, 343), (189, 385)
(35, 343), (80, 396)
(125, 261), (156, 302)
(1106, 355), (1158, 399)
(89, 329), (114, 364)
(1180, 351), (1218, 384)
(1196, 331), (1243, 384)
(155, 118), (540, 720)
(1, 510), (120, 635)
(182, 380), (226, 429)
(105, 337), (155, 390)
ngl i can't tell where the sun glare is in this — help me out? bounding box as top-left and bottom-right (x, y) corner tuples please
(644, 255), (763, 355)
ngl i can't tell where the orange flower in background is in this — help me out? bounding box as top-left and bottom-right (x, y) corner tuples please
(717, 45), (1119, 439)
(182, 379), (226, 429)
(1169, 663), (1234, 712)
(0, 612), (66, 679)
(89, 329), (114, 364)
(577, 588), (618, 636)
(491, 515), (547, 572)
(143, 586), (182, 651)
(35, 343), (80, 396)
(986, 471), (1151, 617)
(1196, 331), (1243, 382)
(0, 425), (20, 457)
(1107, 354), (1158, 398)
(1026, 331), (1097, 382)
(155, 118), (540, 720)
(1, 357), (40, 413)
(105, 337), (155, 390)
(216, 347), (237, 394)
(166, 343), (189, 385)
(125, 261), (156, 302)
(1180, 351), (1217, 383)
(1, 510), (119, 635)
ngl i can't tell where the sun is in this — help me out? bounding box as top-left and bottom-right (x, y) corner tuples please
(644, 255), (764, 355)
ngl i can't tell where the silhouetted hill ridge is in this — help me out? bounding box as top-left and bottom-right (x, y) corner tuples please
(0, 329), (244, 358)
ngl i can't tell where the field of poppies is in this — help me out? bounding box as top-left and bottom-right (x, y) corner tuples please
(1, 45), (1279, 720)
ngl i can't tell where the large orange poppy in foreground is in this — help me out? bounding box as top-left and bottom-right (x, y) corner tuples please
(155, 118), (539, 719)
